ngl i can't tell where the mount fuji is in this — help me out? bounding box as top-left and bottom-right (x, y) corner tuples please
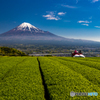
(0, 22), (65, 40)
(0, 22), (99, 44)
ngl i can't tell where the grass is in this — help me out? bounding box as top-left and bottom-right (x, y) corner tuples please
(0, 57), (26, 80)
(38, 57), (100, 100)
(58, 57), (100, 70)
(49, 57), (100, 86)
(0, 57), (45, 100)
(0, 56), (100, 100)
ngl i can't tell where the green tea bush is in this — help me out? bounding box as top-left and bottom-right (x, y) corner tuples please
(49, 57), (100, 86)
(38, 57), (100, 100)
(0, 57), (45, 100)
(59, 57), (100, 70)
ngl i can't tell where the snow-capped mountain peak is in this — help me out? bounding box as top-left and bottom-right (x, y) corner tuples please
(17, 22), (39, 31)
(0, 22), (63, 40)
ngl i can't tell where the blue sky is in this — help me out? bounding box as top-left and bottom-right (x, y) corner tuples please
(0, 0), (100, 41)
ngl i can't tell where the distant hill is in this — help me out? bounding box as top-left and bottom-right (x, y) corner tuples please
(0, 47), (26, 56)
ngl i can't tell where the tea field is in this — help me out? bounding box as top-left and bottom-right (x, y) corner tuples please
(0, 57), (100, 100)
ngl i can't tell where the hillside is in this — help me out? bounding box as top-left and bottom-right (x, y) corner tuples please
(0, 22), (99, 43)
(0, 57), (99, 99)
(0, 22), (66, 41)
(0, 47), (26, 56)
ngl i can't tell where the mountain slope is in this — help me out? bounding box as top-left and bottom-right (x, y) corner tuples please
(0, 22), (67, 41)
(0, 22), (57, 37)
(0, 22), (99, 44)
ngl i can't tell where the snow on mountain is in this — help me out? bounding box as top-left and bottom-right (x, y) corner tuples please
(0, 22), (99, 43)
(17, 22), (40, 31)
(0, 22), (57, 37)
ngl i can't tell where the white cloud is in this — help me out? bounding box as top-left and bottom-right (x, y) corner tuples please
(78, 20), (92, 23)
(92, 0), (99, 3)
(95, 26), (100, 28)
(43, 15), (60, 20)
(78, 20), (92, 26)
(82, 24), (89, 26)
(61, 4), (77, 8)
(43, 11), (60, 20)
(58, 12), (66, 15)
